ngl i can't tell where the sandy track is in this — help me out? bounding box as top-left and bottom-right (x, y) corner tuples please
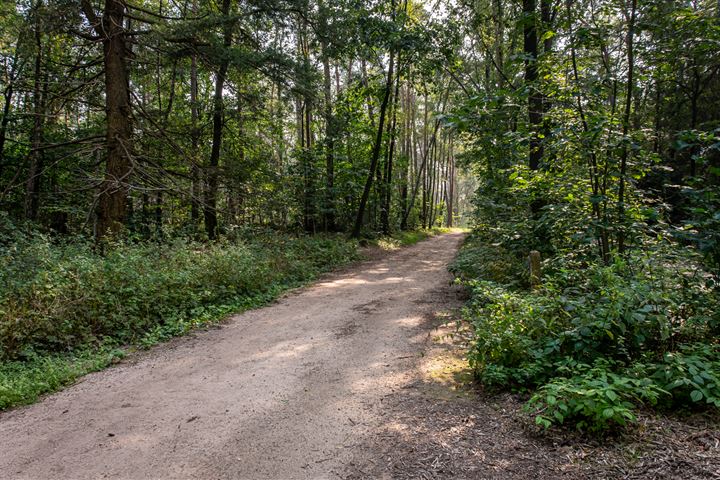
(0, 233), (465, 480)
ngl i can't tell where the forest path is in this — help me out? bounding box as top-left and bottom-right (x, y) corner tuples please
(0, 232), (466, 480)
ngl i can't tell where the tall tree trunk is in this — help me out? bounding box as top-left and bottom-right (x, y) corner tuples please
(380, 72), (401, 234)
(25, 15), (46, 221)
(351, 48), (396, 238)
(204, 0), (232, 240)
(361, 58), (375, 128)
(0, 49), (19, 180)
(401, 87), (449, 229)
(321, 36), (335, 231)
(318, 2), (340, 232)
(688, 68), (700, 177)
(82, 0), (133, 239)
(400, 84), (414, 230)
(421, 88), (429, 227)
(540, 0), (554, 164)
(190, 52), (200, 224)
(494, 0), (505, 88)
(617, 0), (637, 253)
(523, 0), (542, 171)
(155, 191), (163, 237)
(446, 144), (455, 228)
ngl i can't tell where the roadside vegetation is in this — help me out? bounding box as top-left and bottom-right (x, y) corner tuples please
(0, 221), (362, 409)
(443, 0), (720, 435)
(452, 230), (720, 432)
(0, 218), (455, 410)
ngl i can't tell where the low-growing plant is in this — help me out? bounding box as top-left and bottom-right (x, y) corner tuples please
(0, 232), (358, 361)
(650, 344), (720, 409)
(0, 230), (361, 409)
(527, 360), (666, 431)
(454, 234), (720, 431)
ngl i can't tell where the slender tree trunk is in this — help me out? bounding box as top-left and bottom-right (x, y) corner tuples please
(446, 144), (455, 228)
(429, 137), (441, 227)
(494, 0), (505, 88)
(540, 0), (554, 164)
(321, 34), (335, 231)
(653, 80), (661, 154)
(25, 17), (46, 221)
(400, 84), (413, 230)
(190, 52), (200, 224)
(360, 58), (375, 128)
(0, 50), (18, 180)
(352, 47), (396, 238)
(617, 0), (637, 254)
(523, 0), (542, 171)
(688, 69), (700, 177)
(381, 70), (401, 234)
(204, 0), (232, 240)
(155, 191), (163, 237)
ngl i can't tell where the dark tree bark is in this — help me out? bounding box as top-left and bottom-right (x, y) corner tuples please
(321, 36), (335, 231)
(82, 0), (133, 239)
(523, 0), (542, 171)
(25, 12), (46, 221)
(155, 191), (163, 237)
(190, 51), (200, 224)
(0, 49), (20, 181)
(617, 0), (637, 253)
(203, 0), (232, 240)
(352, 48), (395, 238)
(540, 0), (554, 164)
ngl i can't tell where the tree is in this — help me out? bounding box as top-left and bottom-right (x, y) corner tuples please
(81, 0), (133, 239)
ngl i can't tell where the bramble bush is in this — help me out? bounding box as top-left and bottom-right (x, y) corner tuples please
(451, 233), (720, 432)
(0, 220), (359, 408)
(0, 226), (358, 360)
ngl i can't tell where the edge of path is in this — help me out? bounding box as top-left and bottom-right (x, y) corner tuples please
(0, 230), (467, 416)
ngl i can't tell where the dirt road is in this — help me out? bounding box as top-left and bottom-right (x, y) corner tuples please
(0, 233), (465, 480)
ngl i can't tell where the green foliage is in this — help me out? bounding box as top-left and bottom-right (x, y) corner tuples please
(0, 229), (359, 409)
(0, 347), (125, 410)
(650, 344), (720, 409)
(369, 227), (455, 250)
(0, 230), (358, 361)
(528, 360), (666, 431)
(453, 236), (720, 431)
(449, 232), (526, 286)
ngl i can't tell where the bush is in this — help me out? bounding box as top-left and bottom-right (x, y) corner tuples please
(651, 344), (720, 409)
(453, 236), (720, 431)
(527, 360), (666, 431)
(0, 231), (358, 361)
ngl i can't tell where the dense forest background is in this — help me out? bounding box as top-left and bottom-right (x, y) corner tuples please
(0, 0), (472, 239)
(1, 0), (720, 431)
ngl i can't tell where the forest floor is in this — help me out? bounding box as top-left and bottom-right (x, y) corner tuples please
(1, 232), (718, 479)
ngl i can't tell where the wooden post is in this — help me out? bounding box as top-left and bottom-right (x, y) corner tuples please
(529, 250), (541, 288)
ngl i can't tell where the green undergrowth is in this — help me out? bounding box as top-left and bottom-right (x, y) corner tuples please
(0, 229), (360, 409)
(450, 232), (720, 433)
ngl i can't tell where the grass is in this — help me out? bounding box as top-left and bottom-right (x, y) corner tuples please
(0, 283), (304, 410)
(0, 347), (126, 410)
